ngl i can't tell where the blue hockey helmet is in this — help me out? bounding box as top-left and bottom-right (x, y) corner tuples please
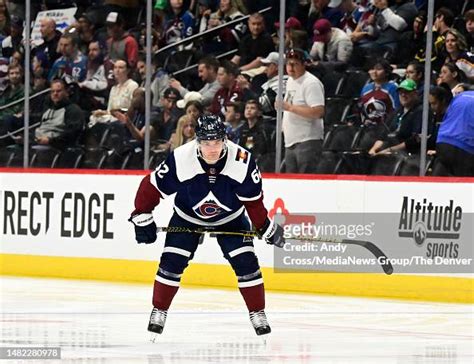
(195, 114), (226, 141)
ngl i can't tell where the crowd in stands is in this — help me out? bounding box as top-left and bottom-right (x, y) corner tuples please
(0, 0), (473, 176)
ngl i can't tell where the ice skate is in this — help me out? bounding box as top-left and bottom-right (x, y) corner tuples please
(148, 308), (167, 342)
(249, 310), (271, 336)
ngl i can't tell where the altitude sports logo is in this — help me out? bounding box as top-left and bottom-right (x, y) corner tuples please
(398, 196), (461, 259)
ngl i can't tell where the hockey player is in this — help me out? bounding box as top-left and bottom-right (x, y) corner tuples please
(129, 114), (285, 339)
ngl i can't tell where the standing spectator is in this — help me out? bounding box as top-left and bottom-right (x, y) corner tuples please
(90, 59), (139, 123)
(1, 15), (23, 59)
(310, 18), (353, 71)
(170, 56), (221, 106)
(33, 18), (62, 71)
(231, 13), (275, 73)
(359, 59), (399, 125)
(368, 79), (425, 155)
(224, 101), (245, 144)
(210, 60), (243, 117)
(48, 33), (88, 83)
(466, 10), (474, 53)
(434, 90), (474, 176)
(106, 12), (139, 69)
(239, 99), (271, 162)
(444, 29), (474, 82)
(259, 52), (288, 117)
(34, 79), (84, 150)
(279, 48), (325, 174)
(163, 0), (195, 46)
(78, 40), (109, 110)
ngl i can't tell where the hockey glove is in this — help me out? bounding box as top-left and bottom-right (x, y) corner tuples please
(129, 213), (157, 244)
(258, 218), (285, 248)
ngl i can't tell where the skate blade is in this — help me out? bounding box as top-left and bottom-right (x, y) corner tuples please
(150, 333), (160, 343)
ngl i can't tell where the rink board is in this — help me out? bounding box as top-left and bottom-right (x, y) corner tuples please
(0, 169), (473, 303)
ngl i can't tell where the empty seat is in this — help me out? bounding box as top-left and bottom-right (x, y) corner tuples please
(320, 71), (344, 97)
(79, 148), (108, 169)
(335, 70), (370, 98)
(30, 145), (61, 168)
(0, 146), (15, 167)
(55, 147), (84, 168)
(323, 125), (358, 152)
(324, 97), (353, 128)
(369, 154), (404, 176)
(122, 148), (145, 170)
(83, 123), (110, 148)
(315, 151), (341, 174)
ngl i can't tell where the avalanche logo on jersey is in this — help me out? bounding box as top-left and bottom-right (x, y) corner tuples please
(193, 191), (232, 219)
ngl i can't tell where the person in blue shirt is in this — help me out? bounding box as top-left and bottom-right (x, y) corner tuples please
(48, 33), (87, 83)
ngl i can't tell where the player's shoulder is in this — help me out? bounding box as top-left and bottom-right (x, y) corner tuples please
(220, 141), (254, 183)
(168, 140), (204, 182)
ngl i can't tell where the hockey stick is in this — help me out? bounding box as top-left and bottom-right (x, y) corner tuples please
(157, 227), (394, 275)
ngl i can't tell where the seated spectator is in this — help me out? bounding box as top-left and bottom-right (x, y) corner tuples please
(162, 0), (195, 46)
(350, 3), (377, 47)
(78, 40), (108, 110)
(444, 29), (474, 82)
(184, 99), (204, 125)
(75, 13), (98, 55)
(436, 62), (465, 95)
(273, 16), (302, 50)
(426, 85), (452, 151)
(396, 10), (427, 67)
(170, 56), (220, 106)
(368, 79), (425, 155)
(209, 60), (243, 117)
(0, 0), (10, 38)
(308, 0), (344, 29)
(0, 64), (24, 122)
(168, 115), (196, 151)
(48, 32), (88, 83)
(231, 13), (275, 73)
(90, 59), (139, 124)
(259, 52), (288, 117)
(136, 53), (170, 108)
(359, 59), (399, 125)
(34, 79), (84, 150)
(106, 12), (139, 69)
(340, 0), (368, 35)
(224, 101), (245, 144)
(1, 15), (23, 59)
(404, 60), (424, 97)
(152, 87), (182, 142)
(310, 18), (353, 72)
(0, 57), (8, 92)
(239, 99), (272, 161)
(33, 18), (62, 72)
(466, 10), (474, 53)
(434, 90), (474, 176)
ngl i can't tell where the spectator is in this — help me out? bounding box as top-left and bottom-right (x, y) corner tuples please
(412, 8), (453, 72)
(78, 40), (109, 110)
(153, 87), (182, 142)
(0, 57), (8, 93)
(396, 10), (426, 67)
(404, 60), (424, 97)
(170, 56), (220, 106)
(434, 90), (474, 176)
(231, 13), (275, 73)
(224, 101), (245, 144)
(0, 64), (24, 122)
(106, 12), (139, 69)
(1, 15), (23, 59)
(33, 18), (62, 71)
(176, 91), (203, 110)
(163, 0), (195, 46)
(466, 10), (474, 53)
(426, 85), (452, 152)
(359, 58), (399, 125)
(278, 48), (325, 174)
(75, 13), (98, 55)
(184, 99), (204, 124)
(48, 33), (88, 83)
(368, 79), (425, 155)
(0, 0), (10, 38)
(210, 60), (243, 117)
(273, 16), (302, 50)
(339, 0), (367, 35)
(34, 79), (84, 150)
(309, 0), (345, 29)
(239, 99), (271, 162)
(436, 62), (464, 95)
(168, 114), (196, 151)
(310, 18), (353, 71)
(136, 54), (170, 108)
(258, 51), (288, 117)
(90, 59), (139, 123)
(444, 29), (474, 82)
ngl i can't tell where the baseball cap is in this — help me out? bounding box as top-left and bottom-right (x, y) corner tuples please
(398, 79), (417, 92)
(274, 16), (302, 30)
(177, 91), (203, 108)
(313, 19), (332, 42)
(260, 52), (279, 65)
(106, 12), (123, 25)
(163, 87), (180, 100)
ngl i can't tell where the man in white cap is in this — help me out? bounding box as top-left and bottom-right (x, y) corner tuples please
(259, 52), (288, 117)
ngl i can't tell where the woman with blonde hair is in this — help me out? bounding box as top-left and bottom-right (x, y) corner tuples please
(169, 115), (196, 151)
(444, 28), (474, 81)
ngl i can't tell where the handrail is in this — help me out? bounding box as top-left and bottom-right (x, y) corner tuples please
(172, 49), (238, 76)
(0, 88), (50, 111)
(0, 121), (41, 140)
(154, 6), (272, 56)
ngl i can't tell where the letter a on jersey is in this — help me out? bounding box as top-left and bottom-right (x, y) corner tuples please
(193, 191), (232, 219)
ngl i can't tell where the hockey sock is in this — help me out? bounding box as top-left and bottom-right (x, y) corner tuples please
(152, 281), (179, 310)
(239, 283), (265, 312)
